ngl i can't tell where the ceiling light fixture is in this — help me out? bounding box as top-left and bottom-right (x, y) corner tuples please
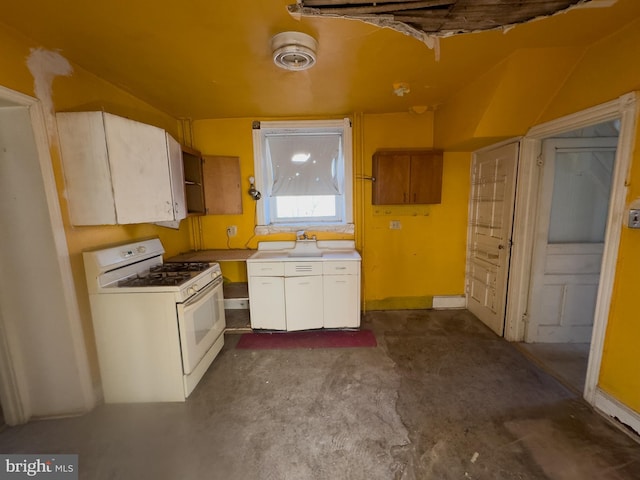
(271, 31), (317, 71)
(393, 82), (411, 97)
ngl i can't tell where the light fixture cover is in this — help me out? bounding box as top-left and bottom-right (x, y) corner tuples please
(271, 31), (317, 71)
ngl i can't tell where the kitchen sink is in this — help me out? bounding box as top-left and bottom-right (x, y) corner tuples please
(287, 251), (324, 258)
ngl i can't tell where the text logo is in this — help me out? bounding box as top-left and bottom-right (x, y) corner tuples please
(0, 455), (77, 479)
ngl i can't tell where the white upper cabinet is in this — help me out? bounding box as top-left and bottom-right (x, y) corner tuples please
(56, 111), (186, 226)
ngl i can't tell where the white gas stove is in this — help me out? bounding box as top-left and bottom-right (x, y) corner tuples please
(83, 238), (226, 403)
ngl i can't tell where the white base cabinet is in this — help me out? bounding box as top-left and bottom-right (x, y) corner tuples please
(248, 275), (286, 330)
(247, 254), (360, 331)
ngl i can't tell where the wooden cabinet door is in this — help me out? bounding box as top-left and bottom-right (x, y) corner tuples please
(372, 152), (411, 204)
(202, 155), (242, 215)
(410, 152), (443, 204)
(373, 150), (443, 205)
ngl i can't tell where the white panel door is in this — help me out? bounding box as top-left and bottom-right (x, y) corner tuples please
(467, 142), (519, 336)
(527, 138), (617, 343)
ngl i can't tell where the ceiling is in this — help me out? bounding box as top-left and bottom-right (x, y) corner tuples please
(292, 0), (588, 36)
(2, 0), (639, 120)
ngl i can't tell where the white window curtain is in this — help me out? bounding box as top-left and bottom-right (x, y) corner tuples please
(266, 134), (343, 197)
(252, 118), (353, 231)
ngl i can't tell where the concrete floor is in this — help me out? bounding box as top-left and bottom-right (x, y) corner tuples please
(516, 343), (591, 393)
(0, 309), (638, 479)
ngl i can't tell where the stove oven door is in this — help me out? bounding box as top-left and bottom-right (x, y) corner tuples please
(176, 276), (225, 374)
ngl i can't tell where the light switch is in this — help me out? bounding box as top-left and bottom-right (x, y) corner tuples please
(629, 209), (640, 229)
(389, 220), (402, 230)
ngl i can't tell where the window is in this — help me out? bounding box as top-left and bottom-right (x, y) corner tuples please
(252, 119), (353, 232)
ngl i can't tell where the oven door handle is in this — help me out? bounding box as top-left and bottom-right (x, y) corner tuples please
(183, 276), (223, 308)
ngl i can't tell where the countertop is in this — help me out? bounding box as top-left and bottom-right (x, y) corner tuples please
(246, 240), (361, 262)
(166, 249), (256, 263)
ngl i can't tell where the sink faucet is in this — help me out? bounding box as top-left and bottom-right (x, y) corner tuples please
(296, 231), (316, 241)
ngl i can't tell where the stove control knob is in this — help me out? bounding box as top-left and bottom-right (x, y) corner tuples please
(137, 246), (147, 254)
(187, 287), (197, 296)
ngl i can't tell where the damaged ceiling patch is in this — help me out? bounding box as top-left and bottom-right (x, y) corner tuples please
(289, 0), (595, 56)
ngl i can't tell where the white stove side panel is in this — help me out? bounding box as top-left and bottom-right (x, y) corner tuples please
(89, 293), (185, 403)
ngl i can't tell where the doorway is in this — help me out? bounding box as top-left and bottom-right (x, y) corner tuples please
(504, 93), (637, 412)
(0, 86), (95, 424)
(520, 124), (619, 391)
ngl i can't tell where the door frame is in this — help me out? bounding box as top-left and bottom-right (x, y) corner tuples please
(506, 92), (637, 407)
(0, 85), (96, 424)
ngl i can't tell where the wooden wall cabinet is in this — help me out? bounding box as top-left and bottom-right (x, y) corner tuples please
(181, 145), (206, 215)
(372, 149), (443, 205)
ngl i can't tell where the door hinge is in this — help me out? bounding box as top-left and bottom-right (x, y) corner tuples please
(536, 154), (544, 167)
(522, 312), (529, 324)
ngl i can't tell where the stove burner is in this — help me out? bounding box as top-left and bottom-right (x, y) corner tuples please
(116, 262), (215, 288)
(150, 262), (212, 273)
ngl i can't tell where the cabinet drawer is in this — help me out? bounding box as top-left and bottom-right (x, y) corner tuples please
(247, 262), (285, 276)
(284, 262), (323, 277)
(323, 261), (359, 275)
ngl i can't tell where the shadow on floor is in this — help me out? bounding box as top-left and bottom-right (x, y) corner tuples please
(516, 342), (590, 394)
(0, 309), (637, 479)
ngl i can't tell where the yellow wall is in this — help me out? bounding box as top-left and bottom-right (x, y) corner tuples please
(0, 24), (190, 386)
(192, 112), (470, 302)
(360, 113), (469, 309)
(434, 18), (640, 413)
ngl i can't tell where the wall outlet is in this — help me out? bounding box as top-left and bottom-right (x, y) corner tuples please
(629, 209), (640, 229)
(226, 225), (238, 237)
(389, 220), (402, 230)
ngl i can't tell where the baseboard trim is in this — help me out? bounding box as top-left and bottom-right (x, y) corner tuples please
(432, 295), (466, 309)
(593, 387), (640, 439)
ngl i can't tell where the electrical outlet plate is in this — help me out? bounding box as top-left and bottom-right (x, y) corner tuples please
(227, 225), (238, 237)
(389, 220), (402, 230)
(629, 209), (640, 229)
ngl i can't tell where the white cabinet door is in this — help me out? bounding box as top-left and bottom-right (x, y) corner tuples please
(248, 276), (286, 330)
(56, 111), (184, 225)
(57, 111), (117, 225)
(285, 276), (324, 331)
(103, 113), (175, 224)
(323, 275), (360, 328)
(166, 133), (186, 221)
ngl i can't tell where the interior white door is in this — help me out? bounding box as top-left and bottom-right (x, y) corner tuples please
(526, 138), (617, 343)
(467, 142), (519, 335)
